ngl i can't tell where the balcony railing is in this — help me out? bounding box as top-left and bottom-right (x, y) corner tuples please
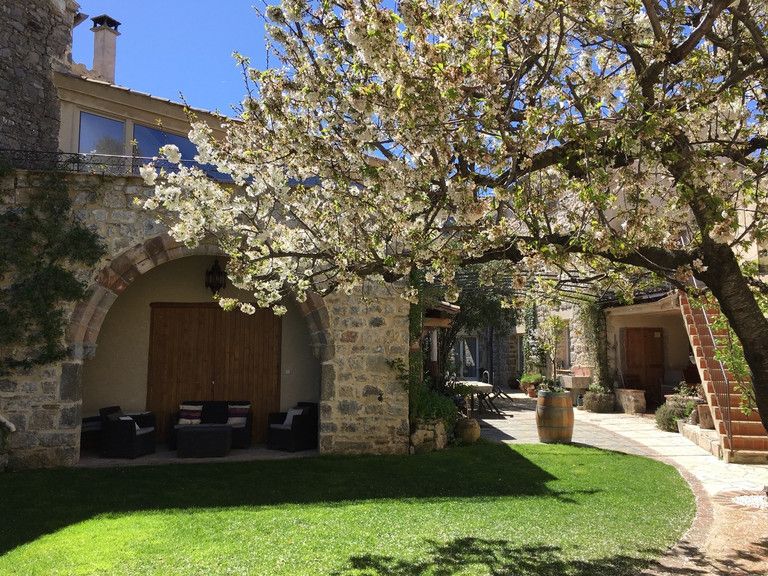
(0, 148), (229, 181)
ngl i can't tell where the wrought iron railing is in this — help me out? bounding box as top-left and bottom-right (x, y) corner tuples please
(0, 148), (144, 175)
(0, 148), (228, 180)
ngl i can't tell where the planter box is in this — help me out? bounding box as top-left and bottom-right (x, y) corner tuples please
(560, 375), (590, 407)
(615, 389), (646, 414)
(583, 392), (615, 413)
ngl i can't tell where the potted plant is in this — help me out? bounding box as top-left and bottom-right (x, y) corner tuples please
(535, 380), (574, 443)
(583, 383), (615, 413)
(520, 373), (544, 398)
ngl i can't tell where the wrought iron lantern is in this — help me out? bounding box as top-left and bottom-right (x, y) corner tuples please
(205, 259), (227, 295)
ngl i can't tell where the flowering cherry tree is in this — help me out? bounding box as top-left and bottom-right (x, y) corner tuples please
(145, 0), (768, 427)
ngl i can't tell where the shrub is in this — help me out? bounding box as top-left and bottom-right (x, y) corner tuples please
(410, 385), (458, 433)
(588, 382), (610, 394)
(520, 373), (544, 387)
(655, 399), (696, 432)
(655, 403), (680, 432)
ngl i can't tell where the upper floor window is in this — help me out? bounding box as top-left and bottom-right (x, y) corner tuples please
(78, 112), (124, 156)
(133, 123), (197, 163)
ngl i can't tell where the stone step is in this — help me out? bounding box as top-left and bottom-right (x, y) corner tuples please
(707, 391), (745, 408)
(722, 435), (768, 451)
(704, 381), (743, 395)
(689, 334), (715, 348)
(717, 420), (768, 436)
(713, 406), (763, 422)
(700, 367), (737, 381)
(724, 449), (768, 464)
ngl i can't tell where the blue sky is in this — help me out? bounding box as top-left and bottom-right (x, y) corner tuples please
(72, 1), (270, 115)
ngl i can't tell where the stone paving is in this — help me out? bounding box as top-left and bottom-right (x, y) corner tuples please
(479, 392), (768, 576)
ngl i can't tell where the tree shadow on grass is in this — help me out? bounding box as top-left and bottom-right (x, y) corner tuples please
(332, 537), (675, 576)
(0, 442), (613, 554)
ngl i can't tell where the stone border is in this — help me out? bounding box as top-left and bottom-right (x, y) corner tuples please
(572, 419), (718, 575)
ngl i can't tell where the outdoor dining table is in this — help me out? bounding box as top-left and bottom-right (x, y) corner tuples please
(456, 381), (502, 415)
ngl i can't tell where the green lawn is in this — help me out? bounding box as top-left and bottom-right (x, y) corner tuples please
(0, 442), (694, 575)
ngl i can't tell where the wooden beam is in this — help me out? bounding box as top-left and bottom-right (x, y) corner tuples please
(424, 317), (452, 329)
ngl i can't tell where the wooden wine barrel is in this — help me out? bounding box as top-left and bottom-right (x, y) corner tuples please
(536, 392), (574, 443)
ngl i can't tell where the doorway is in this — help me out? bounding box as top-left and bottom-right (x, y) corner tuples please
(623, 327), (665, 409)
(146, 303), (282, 443)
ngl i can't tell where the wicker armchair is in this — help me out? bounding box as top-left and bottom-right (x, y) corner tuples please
(99, 406), (156, 459)
(267, 402), (318, 452)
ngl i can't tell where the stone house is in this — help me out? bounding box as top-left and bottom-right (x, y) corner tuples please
(0, 0), (411, 469)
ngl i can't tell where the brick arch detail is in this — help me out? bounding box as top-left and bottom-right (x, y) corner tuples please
(66, 233), (332, 359)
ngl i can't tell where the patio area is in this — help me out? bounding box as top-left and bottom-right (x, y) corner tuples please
(78, 445), (319, 468)
(480, 392), (768, 576)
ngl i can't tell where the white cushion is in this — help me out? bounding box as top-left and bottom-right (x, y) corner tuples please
(119, 415), (140, 433)
(283, 408), (304, 427)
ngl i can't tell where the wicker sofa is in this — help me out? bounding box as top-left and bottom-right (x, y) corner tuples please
(168, 400), (252, 449)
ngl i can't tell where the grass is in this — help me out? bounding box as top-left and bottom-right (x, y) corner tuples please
(0, 442), (694, 575)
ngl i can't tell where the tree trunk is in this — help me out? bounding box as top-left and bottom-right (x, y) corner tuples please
(699, 242), (768, 433)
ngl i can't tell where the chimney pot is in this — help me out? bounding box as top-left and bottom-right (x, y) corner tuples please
(91, 14), (121, 31)
(90, 14), (121, 84)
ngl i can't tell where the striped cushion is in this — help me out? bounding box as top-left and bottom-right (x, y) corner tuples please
(227, 403), (250, 426)
(178, 404), (203, 425)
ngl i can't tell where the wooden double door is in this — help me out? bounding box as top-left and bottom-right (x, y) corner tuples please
(623, 327), (665, 409)
(146, 303), (281, 443)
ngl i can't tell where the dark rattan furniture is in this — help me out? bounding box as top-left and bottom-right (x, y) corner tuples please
(168, 401), (252, 449)
(267, 402), (318, 452)
(176, 424), (232, 458)
(99, 408), (156, 459)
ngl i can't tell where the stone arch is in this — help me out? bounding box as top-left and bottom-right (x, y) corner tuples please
(66, 233), (332, 359)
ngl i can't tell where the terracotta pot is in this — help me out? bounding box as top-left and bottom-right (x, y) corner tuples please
(454, 417), (481, 444)
(536, 391), (574, 443)
(527, 385), (538, 398)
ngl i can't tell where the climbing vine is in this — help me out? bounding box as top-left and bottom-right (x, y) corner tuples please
(576, 300), (610, 390)
(0, 172), (104, 373)
(522, 306), (545, 373)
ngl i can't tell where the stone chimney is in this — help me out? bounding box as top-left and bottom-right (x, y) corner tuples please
(90, 14), (120, 83)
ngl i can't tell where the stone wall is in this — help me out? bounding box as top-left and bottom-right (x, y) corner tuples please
(493, 332), (520, 387)
(319, 286), (410, 455)
(1, 170), (411, 467)
(0, 0), (75, 153)
(0, 171), (160, 468)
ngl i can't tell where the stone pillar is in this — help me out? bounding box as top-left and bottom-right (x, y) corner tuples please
(319, 285), (410, 455)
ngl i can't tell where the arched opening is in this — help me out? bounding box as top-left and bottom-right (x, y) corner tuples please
(71, 242), (325, 458)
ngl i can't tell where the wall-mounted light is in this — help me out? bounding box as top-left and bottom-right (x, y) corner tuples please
(205, 259), (227, 295)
